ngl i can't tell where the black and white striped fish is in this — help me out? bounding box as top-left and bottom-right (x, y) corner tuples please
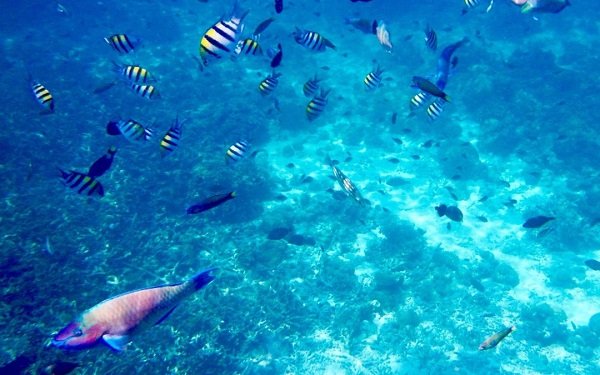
(160, 116), (184, 158)
(199, 1), (248, 67)
(258, 72), (281, 96)
(409, 91), (430, 110)
(58, 169), (105, 197)
(226, 140), (250, 164)
(303, 75), (321, 97)
(113, 62), (155, 84)
(426, 99), (446, 121)
(293, 28), (336, 52)
(104, 34), (140, 54)
(130, 83), (159, 99)
(364, 66), (384, 90)
(30, 79), (55, 113)
(424, 24), (437, 51)
(306, 89), (330, 121)
(107, 119), (153, 143)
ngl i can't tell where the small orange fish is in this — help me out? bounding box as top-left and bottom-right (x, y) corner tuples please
(479, 325), (516, 350)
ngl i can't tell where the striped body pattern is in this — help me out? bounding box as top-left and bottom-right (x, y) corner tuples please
(59, 169), (104, 197)
(364, 66), (384, 91)
(31, 82), (55, 112)
(226, 140), (249, 164)
(426, 100), (445, 121)
(306, 89), (330, 121)
(109, 119), (153, 143)
(160, 117), (184, 157)
(332, 165), (364, 205)
(235, 38), (262, 55)
(425, 25), (437, 51)
(258, 73), (281, 96)
(293, 29), (335, 52)
(104, 34), (139, 54)
(303, 75), (320, 97)
(199, 1), (247, 66)
(130, 83), (159, 99)
(52, 270), (216, 351)
(410, 91), (430, 110)
(465, 0), (481, 9)
(114, 63), (154, 84)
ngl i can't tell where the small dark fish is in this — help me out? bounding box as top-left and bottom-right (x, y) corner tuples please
(424, 24), (437, 51)
(387, 157), (400, 164)
(41, 361), (79, 375)
(270, 43), (283, 68)
(88, 146), (117, 178)
(274, 0), (283, 14)
(411, 76), (450, 102)
(267, 227), (291, 240)
(391, 112), (397, 124)
(253, 17), (275, 36)
(93, 81), (117, 94)
(435, 204), (463, 222)
(187, 192), (235, 214)
(476, 215), (488, 223)
(522, 215), (555, 228)
(392, 137), (402, 145)
(584, 259), (600, 271)
(479, 326), (516, 351)
(344, 18), (378, 34)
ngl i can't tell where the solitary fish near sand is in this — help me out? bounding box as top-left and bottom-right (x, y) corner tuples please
(52, 269), (216, 351)
(479, 325), (516, 350)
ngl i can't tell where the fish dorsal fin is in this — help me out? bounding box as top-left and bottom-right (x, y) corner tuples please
(103, 334), (129, 351)
(155, 305), (178, 326)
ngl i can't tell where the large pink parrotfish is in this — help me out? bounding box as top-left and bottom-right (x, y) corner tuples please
(52, 269), (216, 351)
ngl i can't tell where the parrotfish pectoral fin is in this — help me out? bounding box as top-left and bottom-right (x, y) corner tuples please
(155, 305), (178, 326)
(191, 268), (217, 291)
(102, 334), (129, 351)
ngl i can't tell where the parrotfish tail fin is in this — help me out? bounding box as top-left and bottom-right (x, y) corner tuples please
(521, 3), (534, 13)
(190, 268), (217, 291)
(229, 191), (237, 199)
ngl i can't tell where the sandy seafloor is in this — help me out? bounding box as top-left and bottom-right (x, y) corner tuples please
(0, 0), (599, 374)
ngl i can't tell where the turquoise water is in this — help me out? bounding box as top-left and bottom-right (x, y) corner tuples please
(1, 0), (599, 374)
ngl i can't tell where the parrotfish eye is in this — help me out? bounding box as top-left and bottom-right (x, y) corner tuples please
(72, 328), (83, 337)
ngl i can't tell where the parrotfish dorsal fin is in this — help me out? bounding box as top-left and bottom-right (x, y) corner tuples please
(102, 334), (129, 351)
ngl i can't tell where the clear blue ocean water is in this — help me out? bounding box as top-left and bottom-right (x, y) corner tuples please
(1, 0), (599, 374)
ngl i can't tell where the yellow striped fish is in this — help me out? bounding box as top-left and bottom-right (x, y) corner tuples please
(104, 34), (140, 54)
(30, 79), (55, 113)
(303, 75), (321, 98)
(226, 140), (249, 164)
(258, 72), (281, 96)
(107, 119), (153, 143)
(113, 62), (155, 84)
(306, 89), (330, 122)
(58, 169), (105, 197)
(364, 66), (384, 91)
(130, 83), (159, 99)
(160, 116), (184, 158)
(199, 0), (248, 67)
(293, 28), (335, 51)
(234, 37), (262, 56)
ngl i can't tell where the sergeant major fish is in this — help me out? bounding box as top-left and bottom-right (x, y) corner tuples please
(160, 116), (185, 158)
(364, 66), (384, 90)
(306, 89), (330, 121)
(30, 77), (55, 113)
(293, 28), (336, 51)
(258, 72), (281, 96)
(104, 34), (140, 54)
(113, 62), (155, 84)
(58, 169), (105, 197)
(303, 75), (321, 97)
(129, 83), (159, 100)
(226, 140), (250, 164)
(52, 269), (216, 351)
(199, 0), (248, 67)
(107, 119), (153, 143)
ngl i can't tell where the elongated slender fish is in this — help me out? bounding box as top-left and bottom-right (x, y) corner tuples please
(52, 269), (216, 351)
(522, 215), (555, 228)
(521, 0), (570, 14)
(253, 17), (275, 37)
(187, 192), (236, 214)
(479, 325), (516, 350)
(411, 76), (451, 102)
(332, 165), (365, 205)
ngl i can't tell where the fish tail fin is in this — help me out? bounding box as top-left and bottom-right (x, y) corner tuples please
(510, 325), (517, 332)
(57, 167), (69, 179)
(443, 94), (451, 103)
(190, 268), (217, 291)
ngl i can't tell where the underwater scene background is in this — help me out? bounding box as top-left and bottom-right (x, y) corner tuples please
(1, 0), (599, 374)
